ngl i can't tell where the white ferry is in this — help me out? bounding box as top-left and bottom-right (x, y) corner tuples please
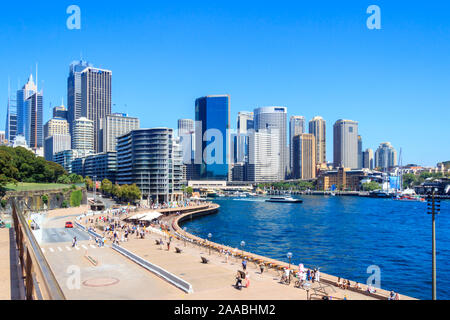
(265, 197), (303, 203)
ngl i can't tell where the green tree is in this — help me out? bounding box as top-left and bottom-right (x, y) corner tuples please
(57, 175), (71, 184)
(184, 186), (194, 197)
(85, 176), (93, 190)
(101, 179), (113, 195)
(41, 194), (49, 205)
(362, 181), (381, 191)
(70, 190), (83, 207)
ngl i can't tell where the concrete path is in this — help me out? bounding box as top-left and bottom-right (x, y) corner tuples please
(0, 228), (23, 300)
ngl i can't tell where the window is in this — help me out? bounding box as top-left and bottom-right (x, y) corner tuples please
(349, 127), (353, 133)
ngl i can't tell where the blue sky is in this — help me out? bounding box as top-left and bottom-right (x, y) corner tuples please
(0, 0), (449, 166)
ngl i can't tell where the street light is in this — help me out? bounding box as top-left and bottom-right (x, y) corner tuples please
(183, 227), (187, 247)
(287, 252), (293, 284)
(208, 233), (212, 255)
(427, 187), (441, 300)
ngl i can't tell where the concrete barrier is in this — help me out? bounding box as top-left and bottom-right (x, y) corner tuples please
(111, 243), (193, 294)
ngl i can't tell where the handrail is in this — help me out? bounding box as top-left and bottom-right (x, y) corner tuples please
(11, 200), (66, 300)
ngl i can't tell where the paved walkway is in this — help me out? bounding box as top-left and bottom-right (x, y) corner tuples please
(0, 228), (22, 300)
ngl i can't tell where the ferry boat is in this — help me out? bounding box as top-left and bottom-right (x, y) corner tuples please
(265, 197), (303, 203)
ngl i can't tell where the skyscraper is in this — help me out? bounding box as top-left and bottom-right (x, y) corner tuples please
(177, 119), (195, 164)
(236, 111), (254, 163)
(16, 75), (37, 140)
(5, 90), (17, 144)
(375, 142), (397, 171)
(53, 105), (68, 120)
(98, 113), (140, 153)
(44, 135), (71, 161)
(25, 91), (43, 150)
(289, 116), (305, 173)
(254, 106), (287, 180)
(67, 60), (92, 133)
(333, 119), (359, 169)
(292, 133), (316, 180)
(247, 129), (280, 182)
(363, 148), (374, 170)
(44, 118), (70, 138)
(358, 135), (363, 169)
(309, 116), (326, 165)
(72, 117), (94, 154)
(194, 95), (230, 181)
(80, 67), (112, 153)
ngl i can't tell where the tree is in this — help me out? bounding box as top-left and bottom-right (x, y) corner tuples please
(184, 186), (194, 197)
(68, 173), (84, 184)
(57, 175), (71, 184)
(362, 181), (381, 192)
(101, 179), (113, 195)
(85, 177), (93, 190)
(70, 190), (83, 207)
(403, 173), (418, 188)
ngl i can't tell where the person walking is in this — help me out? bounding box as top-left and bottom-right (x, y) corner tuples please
(242, 259), (247, 271)
(72, 236), (77, 248)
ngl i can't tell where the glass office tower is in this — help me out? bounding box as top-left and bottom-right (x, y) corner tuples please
(195, 95), (230, 181)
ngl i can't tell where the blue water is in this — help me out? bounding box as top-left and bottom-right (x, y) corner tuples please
(181, 196), (450, 300)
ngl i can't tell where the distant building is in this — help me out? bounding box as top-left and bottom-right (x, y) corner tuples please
(194, 95), (230, 181)
(0, 131), (6, 145)
(54, 149), (77, 173)
(44, 118), (70, 138)
(25, 91), (43, 150)
(16, 75), (37, 139)
(318, 168), (369, 191)
(53, 105), (68, 120)
(177, 119), (195, 165)
(231, 162), (247, 182)
(72, 117), (94, 153)
(333, 119), (359, 169)
(44, 134), (71, 161)
(67, 60), (92, 133)
(12, 135), (30, 150)
(375, 142), (397, 171)
(247, 129), (280, 182)
(363, 148), (374, 170)
(289, 115), (305, 173)
(254, 106), (287, 180)
(5, 93), (17, 144)
(117, 128), (183, 203)
(80, 66), (112, 153)
(309, 116), (326, 165)
(83, 152), (117, 183)
(236, 111), (254, 164)
(357, 135), (363, 169)
(292, 133), (316, 180)
(98, 113), (140, 152)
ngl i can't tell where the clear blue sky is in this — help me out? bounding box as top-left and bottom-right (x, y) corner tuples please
(1, 0), (449, 166)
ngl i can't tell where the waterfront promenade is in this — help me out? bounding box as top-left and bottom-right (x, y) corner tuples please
(0, 228), (22, 300)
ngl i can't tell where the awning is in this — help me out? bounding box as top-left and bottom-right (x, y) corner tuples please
(139, 211), (162, 221)
(127, 213), (147, 220)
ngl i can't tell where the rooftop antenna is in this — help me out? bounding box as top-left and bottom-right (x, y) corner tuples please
(36, 63), (38, 91)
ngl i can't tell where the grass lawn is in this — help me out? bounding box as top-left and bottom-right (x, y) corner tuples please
(3, 183), (74, 192)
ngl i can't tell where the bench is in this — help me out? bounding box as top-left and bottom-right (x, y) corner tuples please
(175, 247), (182, 254)
(201, 256), (209, 264)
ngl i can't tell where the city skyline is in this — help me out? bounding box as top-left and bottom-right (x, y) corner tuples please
(1, 1), (449, 166)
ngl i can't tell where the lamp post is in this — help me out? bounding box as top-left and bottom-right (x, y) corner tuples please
(240, 241), (246, 257)
(287, 252), (293, 284)
(208, 233), (212, 255)
(183, 227), (187, 247)
(427, 188), (441, 300)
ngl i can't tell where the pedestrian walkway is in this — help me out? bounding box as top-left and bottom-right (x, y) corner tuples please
(41, 241), (109, 254)
(0, 228), (23, 300)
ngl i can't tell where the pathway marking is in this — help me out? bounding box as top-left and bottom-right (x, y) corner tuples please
(57, 247), (62, 252)
(66, 246), (72, 251)
(49, 248), (54, 253)
(82, 245), (88, 250)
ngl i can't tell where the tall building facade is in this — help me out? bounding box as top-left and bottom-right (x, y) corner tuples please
(363, 148), (374, 170)
(375, 142), (397, 171)
(247, 129), (280, 182)
(177, 119), (195, 165)
(5, 93), (17, 144)
(236, 111), (254, 163)
(72, 117), (94, 153)
(44, 134), (71, 161)
(333, 119), (359, 169)
(16, 75), (37, 142)
(98, 113), (140, 153)
(67, 60), (91, 133)
(309, 116), (326, 165)
(53, 105), (68, 120)
(292, 134), (316, 180)
(26, 92), (43, 150)
(80, 66), (112, 153)
(44, 118), (70, 138)
(116, 128), (183, 203)
(194, 95), (230, 181)
(357, 135), (363, 169)
(289, 115), (305, 173)
(254, 106), (287, 180)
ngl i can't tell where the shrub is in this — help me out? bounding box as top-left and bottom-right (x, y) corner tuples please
(61, 200), (69, 208)
(70, 190), (82, 207)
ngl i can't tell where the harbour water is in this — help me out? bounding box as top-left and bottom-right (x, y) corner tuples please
(182, 195), (450, 300)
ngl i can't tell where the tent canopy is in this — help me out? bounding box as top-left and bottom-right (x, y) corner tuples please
(139, 211), (162, 221)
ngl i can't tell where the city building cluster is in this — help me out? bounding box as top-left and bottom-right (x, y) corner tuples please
(1, 59), (448, 200)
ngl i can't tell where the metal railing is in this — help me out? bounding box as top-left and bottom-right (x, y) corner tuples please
(11, 200), (65, 300)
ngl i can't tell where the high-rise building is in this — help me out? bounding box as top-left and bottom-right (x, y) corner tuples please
(53, 150), (77, 174)
(177, 119), (195, 165)
(16, 75), (37, 141)
(254, 106), (287, 180)
(44, 134), (71, 161)
(333, 119), (359, 169)
(309, 116), (326, 165)
(72, 117), (94, 153)
(292, 133), (316, 180)
(80, 66), (112, 153)
(194, 95), (230, 181)
(357, 135), (363, 169)
(53, 105), (68, 120)
(363, 148), (374, 170)
(44, 118), (70, 138)
(247, 129), (280, 182)
(25, 91), (43, 150)
(236, 111), (254, 163)
(116, 128), (183, 203)
(289, 116), (305, 173)
(67, 60), (92, 133)
(375, 142), (397, 171)
(83, 152), (117, 183)
(0, 131), (6, 145)
(5, 92), (17, 144)
(98, 113), (140, 153)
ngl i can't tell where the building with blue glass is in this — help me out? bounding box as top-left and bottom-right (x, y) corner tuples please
(194, 95), (230, 181)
